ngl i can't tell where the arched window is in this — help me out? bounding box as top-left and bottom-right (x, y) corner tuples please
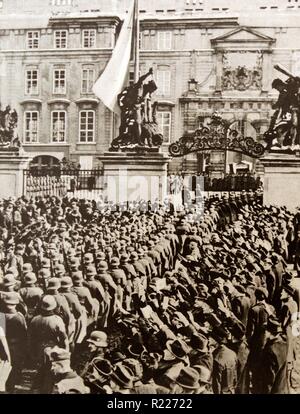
(30, 155), (60, 172)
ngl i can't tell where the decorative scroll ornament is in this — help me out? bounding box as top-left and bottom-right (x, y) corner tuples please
(222, 52), (263, 91)
(169, 113), (265, 159)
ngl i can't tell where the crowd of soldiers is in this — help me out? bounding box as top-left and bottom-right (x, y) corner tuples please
(0, 191), (299, 394)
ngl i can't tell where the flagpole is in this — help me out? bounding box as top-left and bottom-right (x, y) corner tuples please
(133, 0), (140, 83)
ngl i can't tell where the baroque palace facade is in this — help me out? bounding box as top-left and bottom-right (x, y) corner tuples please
(0, 0), (300, 174)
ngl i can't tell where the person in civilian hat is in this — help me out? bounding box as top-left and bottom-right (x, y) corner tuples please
(109, 363), (135, 394)
(173, 367), (201, 394)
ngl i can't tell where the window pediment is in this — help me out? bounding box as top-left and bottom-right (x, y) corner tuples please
(211, 27), (275, 50)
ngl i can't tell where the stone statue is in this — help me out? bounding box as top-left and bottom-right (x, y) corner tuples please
(264, 64), (300, 152)
(110, 68), (164, 151)
(0, 104), (21, 149)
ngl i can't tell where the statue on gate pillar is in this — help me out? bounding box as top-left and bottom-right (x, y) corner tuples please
(264, 64), (300, 152)
(0, 104), (21, 149)
(109, 68), (164, 151)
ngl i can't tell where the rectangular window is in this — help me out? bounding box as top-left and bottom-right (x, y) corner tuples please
(54, 30), (67, 48)
(79, 111), (95, 143)
(157, 111), (171, 143)
(24, 111), (39, 143)
(156, 70), (171, 96)
(157, 31), (172, 50)
(81, 68), (95, 94)
(53, 69), (66, 94)
(51, 111), (66, 142)
(25, 70), (38, 95)
(51, 0), (73, 5)
(27, 31), (39, 49)
(82, 29), (96, 48)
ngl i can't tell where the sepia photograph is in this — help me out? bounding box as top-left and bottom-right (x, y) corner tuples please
(0, 0), (300, 398)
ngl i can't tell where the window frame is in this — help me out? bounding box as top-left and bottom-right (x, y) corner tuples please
(156, 70), (171, 96)
(25, 69), (39, 95)
(157, 31), (172, 50)
(24, 111), (39, 143)
(54, 30), (68, 49)
(157, 110), (172, 144)
(27, 31), (40, 49)
(53, 68), (66, 95)
(51, 110), (67, 143)
(81, 67), (95, 94)
(82, 29), (97, 49)
(78, 110), (95, 143)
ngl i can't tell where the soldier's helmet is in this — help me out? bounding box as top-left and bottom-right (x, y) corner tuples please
(87, 331), (108, 348)
(72, 271), (84, 284)
(3, 291), (20, 305)
(61, 277), (73, 288)
(39, 268), (51, 280)
(41, 258), (51, 269)
(47, 278), (61, 291)
(24, 272), (37, 285)
(41, 295), (57, 311)
(98, 261), (108, 271)
(23, 263), (33, 273)
(110, 257), (120, 267)
(3, 274), (17, 287)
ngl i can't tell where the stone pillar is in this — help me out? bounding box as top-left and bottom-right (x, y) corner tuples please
(261, 51), (272, 95)
(214, 50), (223, 96)
(0, 149), (32, 198)
(260, 152), (300, 211)
(98, 151), (170, 205)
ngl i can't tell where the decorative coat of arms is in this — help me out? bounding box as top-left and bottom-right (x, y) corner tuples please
(222, 52), (263, 91)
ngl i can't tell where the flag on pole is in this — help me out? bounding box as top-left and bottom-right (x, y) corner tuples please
(92, 0), (135, 115)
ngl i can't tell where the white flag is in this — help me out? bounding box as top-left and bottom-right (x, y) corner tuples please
(93, 0), (135, 115)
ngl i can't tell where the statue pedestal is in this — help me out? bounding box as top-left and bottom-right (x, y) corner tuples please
(98, 150), (170, 204)
(0, 149), (32, 198)
(260, 152), (300, 211)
